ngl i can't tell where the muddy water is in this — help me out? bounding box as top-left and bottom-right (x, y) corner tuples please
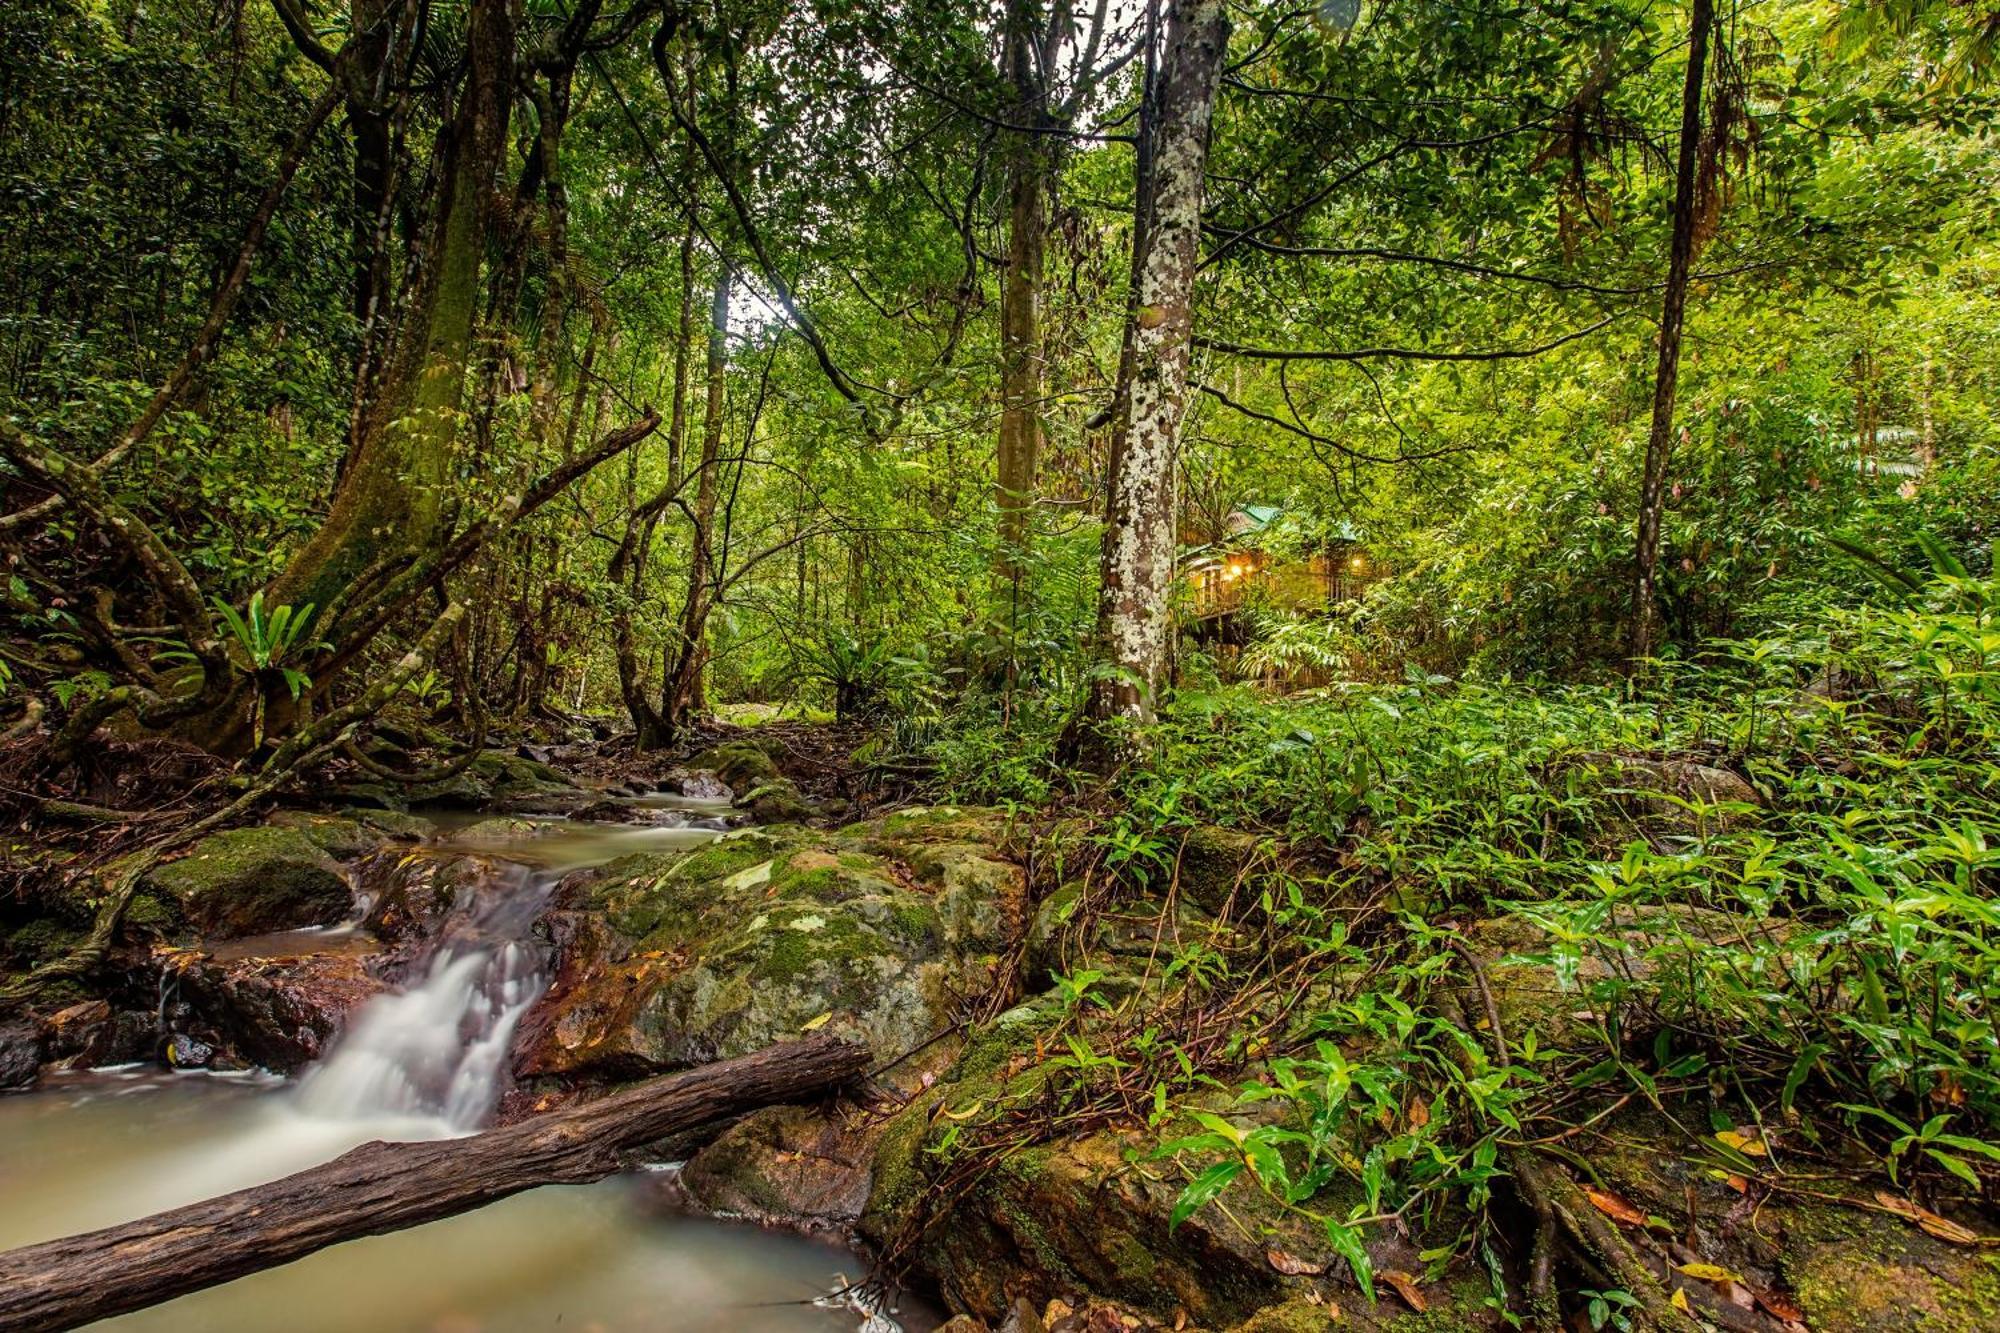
(0, 810), (937, 1333)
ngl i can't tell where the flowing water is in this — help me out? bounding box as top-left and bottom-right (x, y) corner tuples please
(0, 807), (937, 1333)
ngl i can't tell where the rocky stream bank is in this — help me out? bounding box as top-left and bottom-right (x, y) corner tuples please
(2, 736), (1994, 1333)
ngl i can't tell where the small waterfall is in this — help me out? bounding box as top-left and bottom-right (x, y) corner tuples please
(140, 856), (561, 1207)
(296, 857), (557, 1132)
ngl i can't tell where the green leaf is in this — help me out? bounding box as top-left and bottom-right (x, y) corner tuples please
(1169, 1160), (1242, 1231)
(1323, 1217), (1375, 1302)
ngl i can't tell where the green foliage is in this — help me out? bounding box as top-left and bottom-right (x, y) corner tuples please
(932, 554), (2000, 1290)
(212, 593), (320, 699)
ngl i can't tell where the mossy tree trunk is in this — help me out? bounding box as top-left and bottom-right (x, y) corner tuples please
(269, 0), (517, 619)
(993, 1), (1053, 592)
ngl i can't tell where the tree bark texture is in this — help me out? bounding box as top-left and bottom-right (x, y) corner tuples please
(661, 264), (732, 733)
(273, 0), (517, 614)
(0, 1036), (868, 1333)
(1087, 0), (1227, 726)
(993, 3), (1051, 586)
(1628, 0), (1712, 665)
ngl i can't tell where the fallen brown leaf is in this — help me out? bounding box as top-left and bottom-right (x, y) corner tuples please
(1381, 1270), (1427, 1313)
(1266, 1247), (1325, 1276)
(1873, 1190), (1989, 1246)
(1584, 1187), (1648, 1227)
(1754, 1288), (1806, 1322)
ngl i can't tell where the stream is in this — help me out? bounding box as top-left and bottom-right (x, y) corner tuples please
(0, 807), (938, 1333)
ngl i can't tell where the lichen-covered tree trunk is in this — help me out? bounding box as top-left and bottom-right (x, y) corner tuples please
(270, 0), (516, 617)
(1085, 0), (1226, 731)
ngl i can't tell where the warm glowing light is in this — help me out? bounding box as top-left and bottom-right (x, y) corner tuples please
(1349, 555), (1365, 571)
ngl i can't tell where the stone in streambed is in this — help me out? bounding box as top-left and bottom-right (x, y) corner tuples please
(170, 945), (387, 1073)
(0, 1015), (46, 1090)
(742, 778), (817, 825)
(677, 1102), (880, 1229)
(665, 769), (733, 801)
(144, 827), (354, 939)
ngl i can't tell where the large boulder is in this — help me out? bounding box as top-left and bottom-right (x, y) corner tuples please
(516, 811), (1027, 1082)
(144, 827), (354, 939)
(169, 943), (387, 1073)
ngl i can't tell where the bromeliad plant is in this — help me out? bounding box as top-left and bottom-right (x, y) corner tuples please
(212, 592), (323, 746)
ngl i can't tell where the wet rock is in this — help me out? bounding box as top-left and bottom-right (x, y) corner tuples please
(0, 1014), (46, 1089)
(665, 769), (733, 801)
(571, 799), (649, 824)
(44, 998), (111, 1052)
(743, 778), (818, 825)
(33, 997), (151, 1071)
(171, 946), (386, 1073)
(163, 1031), (213, 1068)
(454, 816), (544, 842)
(145, 827), (354, 939)
(516, 743), (555, 765)
(678, 1102), (880, 1229)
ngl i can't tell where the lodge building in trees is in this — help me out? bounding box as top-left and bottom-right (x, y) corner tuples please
(1181, 505), (1380, 632)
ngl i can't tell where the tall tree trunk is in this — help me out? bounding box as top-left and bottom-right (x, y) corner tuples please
(271, 0), (517, 617)
(346, 0), (396, 330)
(993, 8), (1050, 590)
(1628, 0), (1711, 666)
(1084, 0), (1226, 735)
(661, 265), (732, 732)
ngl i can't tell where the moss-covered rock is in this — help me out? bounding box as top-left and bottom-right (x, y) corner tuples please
(1562, 751), (1763, 844)
(687, 739), (782, 791)
(743, 777), (818, 825)
(518, 821), (1013, 1079)
(1585, 1101), (2000, 1333)
(263, 808), (429, 858)
(677, 1102), (880, 1228)
(145, 827), (354, 938)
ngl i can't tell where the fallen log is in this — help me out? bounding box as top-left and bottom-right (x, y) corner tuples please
(0, 1034), (869, 1333)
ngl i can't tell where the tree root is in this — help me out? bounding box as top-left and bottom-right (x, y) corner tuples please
(1444, 935), (1698, 1332)
(1, 694), (45, 745)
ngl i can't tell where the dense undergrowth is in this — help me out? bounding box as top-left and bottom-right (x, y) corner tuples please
(920, 552), (1999, 1310)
